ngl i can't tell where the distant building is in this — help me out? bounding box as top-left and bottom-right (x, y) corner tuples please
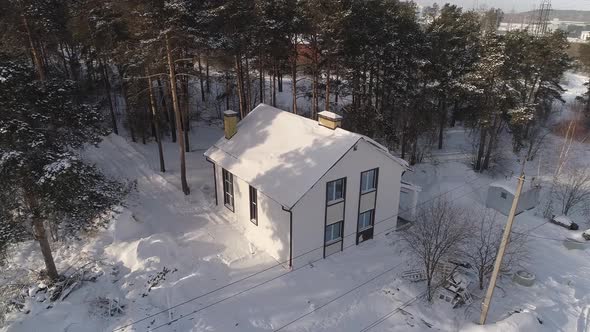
(581, 31), (590, 41)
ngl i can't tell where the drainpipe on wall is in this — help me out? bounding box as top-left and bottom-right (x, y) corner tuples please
(206, 158), (218, 206)
(282, 206), (293, 268)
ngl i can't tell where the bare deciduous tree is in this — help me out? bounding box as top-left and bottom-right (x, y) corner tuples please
(554, 168), (590, 216)
(463, 209), (528, 290)
(400, 198), (470, 302)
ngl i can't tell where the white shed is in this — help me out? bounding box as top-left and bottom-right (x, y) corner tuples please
(204, 104), (418, 267)
(485, 180), (541, 216)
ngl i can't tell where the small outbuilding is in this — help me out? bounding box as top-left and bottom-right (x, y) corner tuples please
(485, 179), (541, 216)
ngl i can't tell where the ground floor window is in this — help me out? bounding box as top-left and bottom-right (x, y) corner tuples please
(358, 209), (374, 231)
(249, 186), (257, 225)
(222, 168), (234, 211)
(325, 222), (343, 244)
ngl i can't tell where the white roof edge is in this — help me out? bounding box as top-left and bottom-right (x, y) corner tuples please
(360, 137), (410, 170)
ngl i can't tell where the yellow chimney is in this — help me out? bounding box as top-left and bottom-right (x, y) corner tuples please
(318, 111), (342, 130)
(224, 110), (238, 139)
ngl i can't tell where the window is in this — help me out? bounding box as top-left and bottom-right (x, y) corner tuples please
(500, 192), (507, 199)
(249, 186), (258, 225)
(325, 222), (343, 244)
(327, 178), (345, 204)
(358, 209), (374, 231)
(361, 169), (378, 193)
(222, 169), (234, 211)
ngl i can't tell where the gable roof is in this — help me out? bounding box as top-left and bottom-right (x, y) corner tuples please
(204, 104), (408, 209)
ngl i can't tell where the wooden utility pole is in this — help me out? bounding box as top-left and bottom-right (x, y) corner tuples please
(166, 33), (190, 195)
(479, 162), (526, 325)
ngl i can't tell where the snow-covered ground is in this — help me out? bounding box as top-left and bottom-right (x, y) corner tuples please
(2, 72), (590, 332)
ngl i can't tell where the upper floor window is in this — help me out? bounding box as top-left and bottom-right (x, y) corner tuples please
(327, 178), (346, 204)
(361, 169), (378, 193)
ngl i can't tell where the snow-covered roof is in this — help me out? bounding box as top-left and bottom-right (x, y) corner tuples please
(205, 104), (408, 209)
(490, 179), (538, 195)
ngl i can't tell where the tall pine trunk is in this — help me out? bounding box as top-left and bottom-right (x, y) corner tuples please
(437, 97), (447, 150)
(312, 50), (319, 119)
(26, 192), (58, 281)
(159, 79), (176, 142)
(122, 83), (136, 143)
(291, 52), (297, 114)
(235, 54), (246, 118)
(482, 115), (500, 170)
(182, 74), (190, 153)
(259, 52), (264, 104)
(475, 127), (487, 171)
(325, 61), (331, 112)
(272, 60), (277, 107)
(245, 57), (252, 111)
(22, 15), (45, 81)
(166, 34), (190, 195)
(225, 71), (231, 111)
(34, 218), (58, 281)
(335, 63), (339, 105)
(198, 54), (205, 102)
(147, 69), (165, 172)
(100, 58), (118, 135)
(205, 52), (210, 94)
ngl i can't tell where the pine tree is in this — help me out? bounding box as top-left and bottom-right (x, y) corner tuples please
(425, 4), (481, 150)
(0, 55), (126, 281)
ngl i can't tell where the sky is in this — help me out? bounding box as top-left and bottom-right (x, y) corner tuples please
(413, 0), (590, 12)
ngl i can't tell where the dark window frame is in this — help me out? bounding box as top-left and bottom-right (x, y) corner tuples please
(360, 168), (379, 193)
(325, 221), (343, 245)
(326, 178), (346, 205)
(358, 209), (375, 231)
(249, 185), (258, 225)
(323, 177), (347, 257)
(222, 168), (234, 212)
(356, 168), (379, 245)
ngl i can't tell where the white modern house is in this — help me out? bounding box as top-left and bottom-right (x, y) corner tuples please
(581, 31), (590, 41)
(485, 179), (541, 216)
(204, 104), (419, 267)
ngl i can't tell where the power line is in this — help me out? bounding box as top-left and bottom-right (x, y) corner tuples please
(115, 163), (521, 331)
(358, 270), (459, 332)
(272, 261), (405, 331)
(274, 215), (588, 332)
(359, 293), (423, 332)
(139, 176), (502, 331)
(113, 172), (490, 331)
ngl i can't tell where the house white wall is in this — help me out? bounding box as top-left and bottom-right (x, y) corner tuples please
(291, 139), (404, 267)
(485, 185), (541, 216)
(213, 163), (291, 264)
